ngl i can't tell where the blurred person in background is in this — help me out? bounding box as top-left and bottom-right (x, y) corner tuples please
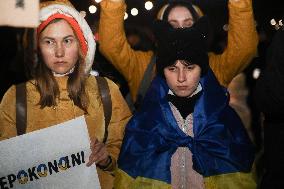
(254, 23), (284, 189)
(98, 0), (258, 110)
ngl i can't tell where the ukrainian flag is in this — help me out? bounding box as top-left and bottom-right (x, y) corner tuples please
(115, 71), (256, 189)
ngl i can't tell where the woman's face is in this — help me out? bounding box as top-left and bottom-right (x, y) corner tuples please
(39, 19), (80, 75)
(167, 6), (194, 28)
(164, 60), (201, 97)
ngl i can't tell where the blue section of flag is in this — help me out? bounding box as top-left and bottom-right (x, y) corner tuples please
(118, 69), (255, 184)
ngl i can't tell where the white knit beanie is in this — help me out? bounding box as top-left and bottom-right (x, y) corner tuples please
(38, 0), (96, 74)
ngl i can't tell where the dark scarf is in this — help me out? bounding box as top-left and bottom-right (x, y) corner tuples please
(167, 92), (201, 119)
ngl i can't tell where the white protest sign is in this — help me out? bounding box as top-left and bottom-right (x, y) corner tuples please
(0, 0), (39, 27)
(0, 116), (101, 189)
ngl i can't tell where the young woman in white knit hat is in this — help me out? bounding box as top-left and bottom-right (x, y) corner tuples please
(0, 1), (131, 189)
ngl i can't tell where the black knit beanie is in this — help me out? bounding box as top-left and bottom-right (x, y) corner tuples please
(153, 16), (209, 77)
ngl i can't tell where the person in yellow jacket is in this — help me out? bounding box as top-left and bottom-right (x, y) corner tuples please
(98, 0), (258, 104)
(0, 1), (131, 189)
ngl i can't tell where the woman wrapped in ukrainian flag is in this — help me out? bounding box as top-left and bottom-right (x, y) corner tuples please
(114, 15), (256, 189)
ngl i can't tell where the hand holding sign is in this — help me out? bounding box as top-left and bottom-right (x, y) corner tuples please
(0, 116), (101, 189)
(87, 138), (112, 169)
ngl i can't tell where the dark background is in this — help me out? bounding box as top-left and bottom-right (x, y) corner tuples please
(70, 0), (284, 32)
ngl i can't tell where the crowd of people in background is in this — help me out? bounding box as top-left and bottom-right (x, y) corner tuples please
(0, 0), (283, 188)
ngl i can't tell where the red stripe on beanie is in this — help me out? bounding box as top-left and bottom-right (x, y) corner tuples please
(37, 13), (87, 56)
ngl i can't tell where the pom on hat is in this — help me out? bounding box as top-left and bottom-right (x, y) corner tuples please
(153, 16), (210, 76)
